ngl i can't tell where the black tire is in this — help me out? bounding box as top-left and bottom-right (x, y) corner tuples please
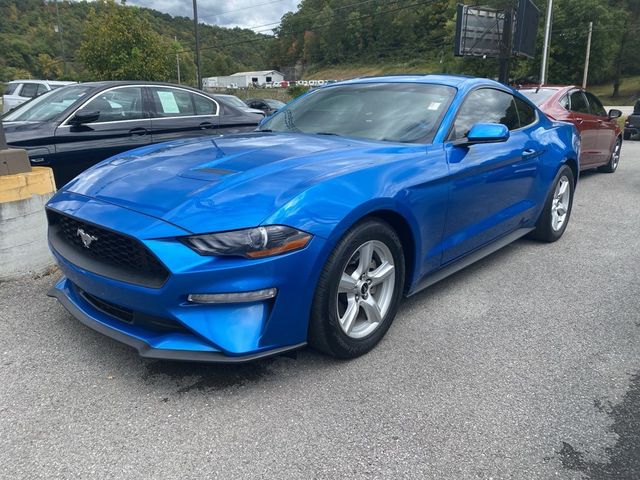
(308, 219), (405, 359)
(529, 165), (575, 243)
(599, 138), (622, 173)
(623, 131), (631, 141)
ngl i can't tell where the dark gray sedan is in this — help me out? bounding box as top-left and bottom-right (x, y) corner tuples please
(2, 81), (262, 187)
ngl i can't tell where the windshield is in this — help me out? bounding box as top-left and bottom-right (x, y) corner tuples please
(3, 85), (93, 122)
(265, 99), (285, 109)
(219, 95), (248, 108)
(519, 88), (559, 106)
(260, 83), (455, 143)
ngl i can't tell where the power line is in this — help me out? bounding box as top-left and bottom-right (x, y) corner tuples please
(172, 0), (438, 57)
(200, 0), (414, 35)
(197, 0), (291, 23)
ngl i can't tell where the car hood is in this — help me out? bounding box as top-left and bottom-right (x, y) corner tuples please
(2, 121), (56, 144)
(64, 132), (393, 234)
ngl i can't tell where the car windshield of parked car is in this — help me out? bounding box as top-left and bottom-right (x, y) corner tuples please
(2, 85), (93, 122)
(261, 83), (455, 143)
(220, 95), (248, 108)
(519, 88), (558, 106)
(265, 99), (285, 109)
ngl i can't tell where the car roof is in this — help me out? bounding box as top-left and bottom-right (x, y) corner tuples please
(336, 74), (491, 89)
(8, 79), (75, 85)
(519, 85), (577, 92)
(61, 81), (206, 90)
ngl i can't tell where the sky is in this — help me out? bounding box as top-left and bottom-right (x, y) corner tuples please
(121, 0), (299, 32)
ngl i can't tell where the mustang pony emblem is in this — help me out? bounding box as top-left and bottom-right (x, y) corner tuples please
(76, 228), (98, 248)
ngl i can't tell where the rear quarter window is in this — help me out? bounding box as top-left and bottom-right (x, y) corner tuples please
(4, 83), (19, 95)
(515, 97), (537, 127)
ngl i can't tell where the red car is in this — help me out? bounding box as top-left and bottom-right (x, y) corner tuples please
(520, 86), (622, 172)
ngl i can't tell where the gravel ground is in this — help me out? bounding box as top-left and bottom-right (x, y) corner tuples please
(1, 142), (639, 480)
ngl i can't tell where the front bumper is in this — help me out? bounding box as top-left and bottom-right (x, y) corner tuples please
(48, 279), (305, 363)
(46, 191), (327, 362)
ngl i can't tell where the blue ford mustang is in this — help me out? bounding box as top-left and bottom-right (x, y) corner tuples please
(46, 75), (580, 362)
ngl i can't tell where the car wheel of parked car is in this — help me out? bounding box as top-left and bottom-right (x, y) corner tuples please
(530, 165), (575, 243)
(308, 219), (405, 358)
(599, 138), (622, 173)
(623, 131), (631, 141)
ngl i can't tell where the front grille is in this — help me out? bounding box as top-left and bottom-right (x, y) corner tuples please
(47, 209), (169, 288)
(77, 286), (189, 334)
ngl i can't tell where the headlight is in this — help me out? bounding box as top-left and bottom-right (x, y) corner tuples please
(182, 225), (312, 258)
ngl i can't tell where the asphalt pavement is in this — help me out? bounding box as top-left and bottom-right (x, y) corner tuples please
(1, 142), (639, 479)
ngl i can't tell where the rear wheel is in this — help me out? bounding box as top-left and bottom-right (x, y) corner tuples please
(623, 131), (631, 141)
(308, 219), (405, 358)
(529, 165), (574, 243)
(599, 138), (621, 173)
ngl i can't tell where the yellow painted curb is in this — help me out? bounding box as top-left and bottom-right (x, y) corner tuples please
(0, 167), (56, 203)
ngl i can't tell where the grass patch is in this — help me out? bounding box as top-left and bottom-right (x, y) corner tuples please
(589, 75), (640, 106)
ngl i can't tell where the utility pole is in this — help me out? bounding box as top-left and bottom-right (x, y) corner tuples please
(498, 7), (514, 85)
(53, 0), (67, 76)
(175, 36), (181, 85)
(582, 22), (593, 89)
(540, 0), (553, 85)
(192, 0), (202, 90)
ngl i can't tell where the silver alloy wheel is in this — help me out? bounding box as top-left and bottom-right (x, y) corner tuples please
(336, 240), (396, 339)
(611, 140), (621, 169)
(551, 175), (571, 231)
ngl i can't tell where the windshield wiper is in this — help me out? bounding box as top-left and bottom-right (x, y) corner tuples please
(257, 128), (273, 132)
(314, 132), (341, 136)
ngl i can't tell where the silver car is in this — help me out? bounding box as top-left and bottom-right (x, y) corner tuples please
(2, 80), (76, 114)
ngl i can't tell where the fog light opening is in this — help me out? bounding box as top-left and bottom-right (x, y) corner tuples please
(187, 288), (277, 304)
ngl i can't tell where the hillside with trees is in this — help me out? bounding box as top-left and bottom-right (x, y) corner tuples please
(0, 0), (272, 86)
(1, 0), (639, 100)
(271, 0), (640, 97)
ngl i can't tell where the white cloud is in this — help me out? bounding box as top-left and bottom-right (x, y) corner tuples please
(121, 0), (299, 31)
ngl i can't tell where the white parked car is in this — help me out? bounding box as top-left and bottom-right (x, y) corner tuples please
(2, 79), (76, 114)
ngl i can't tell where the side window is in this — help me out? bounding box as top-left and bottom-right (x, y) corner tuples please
(193, 93), (218, 115)
(4, 83), (19, 95)
(515, 97), (537, 127)
(585, 92), (607, 117)
(451, 88), (519, 140)
(36, 84), (48, 96)
(83, 87), (145, 123)
(151, 88), (196, 117)
(20, 83), (38, 99)
(569, 91), (590, 114)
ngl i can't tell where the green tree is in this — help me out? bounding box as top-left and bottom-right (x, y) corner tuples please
(78, 0), (172, 81)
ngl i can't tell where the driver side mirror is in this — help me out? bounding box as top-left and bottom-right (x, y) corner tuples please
(453, 123), (510, 147)
(608, 109), (622, 119)
(70, 109), (100, 125)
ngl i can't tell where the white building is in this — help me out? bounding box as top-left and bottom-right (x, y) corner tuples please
(203, 70), (285, 89)
(232, 70), (285, 86)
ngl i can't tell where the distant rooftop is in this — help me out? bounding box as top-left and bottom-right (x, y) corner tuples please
(231, 70), (283, 77)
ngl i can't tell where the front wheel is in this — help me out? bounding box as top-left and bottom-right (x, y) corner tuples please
(529, 165), (575, 242)
(308, 219), (405, 358)
(599, 138), (621, 173)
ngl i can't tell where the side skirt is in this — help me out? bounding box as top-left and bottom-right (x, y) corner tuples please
(408, 227), (534, 297)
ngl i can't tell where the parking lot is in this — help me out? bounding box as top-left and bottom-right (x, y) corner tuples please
(1, 142), (639, 479)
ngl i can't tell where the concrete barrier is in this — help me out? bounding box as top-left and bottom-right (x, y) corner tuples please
(0, 167), (56, 281)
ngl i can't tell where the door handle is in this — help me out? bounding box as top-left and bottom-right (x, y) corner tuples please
(128, 127), (148, 136)
(522, 149), (540, 159)
(199, 122), (214, 130)
(575, 117), (583, 124)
